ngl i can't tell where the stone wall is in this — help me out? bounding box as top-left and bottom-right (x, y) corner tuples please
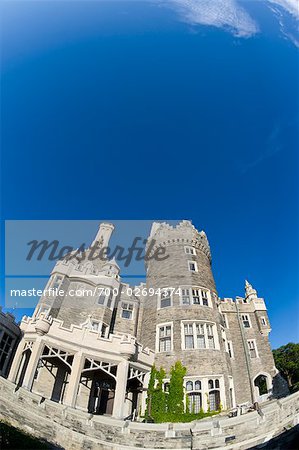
(0, 377), (298, 450)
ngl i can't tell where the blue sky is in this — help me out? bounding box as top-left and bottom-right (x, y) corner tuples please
(0, 1), (298, 348)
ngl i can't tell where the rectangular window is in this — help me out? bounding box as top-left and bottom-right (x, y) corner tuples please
(97, 293), (106, 305)
(207, 324), (215, 349)
(201, 290), (209, 306)
(180, 286), (211, 307)
(188, 261), (198, 272)
(185, 246), (196, 255)
(184, 323), (194, 349)
(261, 317), (267, 326)
(101, 324), (108, 338)
(107, 292), (113, 308)
(242, 314), (251, 328)
(159, 325), (172, 352)
(121, 302), (133, 319)
(227, 341), (234, 358)
(247, 340), (257, 358)
(0, 333), (13, 371)
(192, 289), (200, 304)
(182, 322), (217, 350)
(91, 320), (101, 332)
(181, 288), (191, 305)
(52, 275), (63, 290)
(196, 323), (206, 348)
(222, 313), (228, 328)
(160, 289), (172, 308)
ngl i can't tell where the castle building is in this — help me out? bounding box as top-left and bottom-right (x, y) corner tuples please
(8, 222), (287, 419)
(0, 306), (21, 378)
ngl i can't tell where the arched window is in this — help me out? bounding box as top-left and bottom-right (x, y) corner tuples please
(164, 382), (170, 393)
(208, 379), (214, 389)
(215, 379), (220, 389)
(194, 380), (201, 390)
(254, 375), (268, 396)
(186, 381), (193, 391)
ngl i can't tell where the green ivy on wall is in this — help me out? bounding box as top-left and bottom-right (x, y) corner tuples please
(145, 361), (220, 423)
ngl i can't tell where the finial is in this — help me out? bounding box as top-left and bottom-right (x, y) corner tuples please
(245, 279), (258, 300)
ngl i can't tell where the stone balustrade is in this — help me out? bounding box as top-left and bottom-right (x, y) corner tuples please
(0, 377), (298, 450)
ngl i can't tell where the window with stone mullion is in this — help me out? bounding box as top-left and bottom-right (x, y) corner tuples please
(159, 325), (172, 352)
(184, 323), (194, 349)
(196, 323), (206, 348)
(206, 324), (215, 349)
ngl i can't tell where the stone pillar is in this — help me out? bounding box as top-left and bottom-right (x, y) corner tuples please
(64, 351), (85, 408)
(112, 360), (129, 419)
(202, 378), (209, 412)
(220, 377), (226, 410)
(8, 340), (25, 383)
(140, 371), (150, 416)
(22, 338), (44, 391)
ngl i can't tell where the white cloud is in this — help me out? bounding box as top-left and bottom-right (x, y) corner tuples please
(167, 0), (259, 36)
(267, 0), (299, 18)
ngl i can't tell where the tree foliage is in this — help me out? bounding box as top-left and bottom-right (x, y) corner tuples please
(145, 365), (166, 421)
(167, 361), (186, 415)
(273, 343), (299, 390)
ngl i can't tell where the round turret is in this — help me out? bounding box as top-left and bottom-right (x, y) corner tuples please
(141, 221), (230, 385)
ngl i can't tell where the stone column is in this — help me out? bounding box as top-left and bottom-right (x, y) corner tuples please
(140, 371), (150, 416)
(8, 340), (25, 383)
(202, 378), (209, 412)
(112, 360), (129, 419)
(64, 351), (85, 408)
(22, 338), (44, 391)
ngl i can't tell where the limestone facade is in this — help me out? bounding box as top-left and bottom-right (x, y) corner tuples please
(8, 221), (288, 420)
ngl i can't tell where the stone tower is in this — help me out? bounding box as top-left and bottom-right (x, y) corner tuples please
(140, 221), (232, 411)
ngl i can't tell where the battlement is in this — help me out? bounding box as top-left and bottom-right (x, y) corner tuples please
(148, 220), (211, 260)
(20, 314), (154, 367)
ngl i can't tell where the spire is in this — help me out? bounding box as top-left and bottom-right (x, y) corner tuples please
(91, 223), (114, 248)
(245, 280), (258, 301)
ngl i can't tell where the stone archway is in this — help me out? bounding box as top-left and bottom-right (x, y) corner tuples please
(254, 373), (272, 403)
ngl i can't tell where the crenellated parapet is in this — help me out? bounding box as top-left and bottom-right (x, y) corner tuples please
(19, 314), (154, 368)
(147, 220), (211, 261)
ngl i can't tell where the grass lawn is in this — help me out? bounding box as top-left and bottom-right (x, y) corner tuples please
(0, 421), (52, 449)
